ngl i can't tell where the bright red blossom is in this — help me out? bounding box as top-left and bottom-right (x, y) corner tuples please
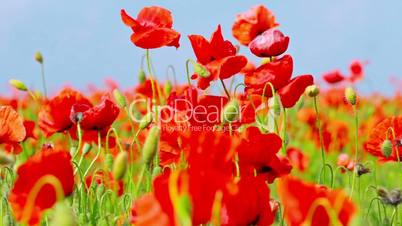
(232, 5), (278, 46)
(249, 28), (289, 57)
(189, 25), (247, 90)
(323, 70), (346, 84)
(121, 6), (180, 49)
(0, 106), (26, 153)
(9, 149), (74, 225)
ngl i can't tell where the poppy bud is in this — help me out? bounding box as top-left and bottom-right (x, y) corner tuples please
(193, 62), (210, 78)
(9, 79), (28, 91)
(0, 152), (14, 165)
(344, 87), (357, 105)
(152, 166), (162, 179)
(113, 89), (127, 108)
(139, 112), (153, 130)
(221, 100), (240, 124)
(105, 153), (114, 170)
(112, 151), (128, 180)
(50, 201), (77, 226)
(142, 126), (160, 165)
(138, 69), (146, 83)
(249, 28), (290, 57)
(82, 143), (92, 155)
(164, 80), (172, 96)
(305, 85), (320, 97)
(381, 139), (393, 158)
(35, 52), (44, 64)
(272, 96), (281, 116)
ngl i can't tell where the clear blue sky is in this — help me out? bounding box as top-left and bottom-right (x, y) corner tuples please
(1, 0), (402, 96)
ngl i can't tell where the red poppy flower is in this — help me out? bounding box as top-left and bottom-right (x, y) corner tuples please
(364, 116), (402, 161)
(278, 176), (357, 226)
(85, 172), (124, 196)
(245, 55), (314, 108)
(9, 149), (74, 225)
(221, 176), (275, 226)
(286, 147), (309, 172)
(130, 193), (170, 226)
(232, 5), (278, 46)
(38, 88), (91, 137)
(189, 25), (247, 90)
(237, 127), (291, 183)
(121, 6), (180, 49)
(249, 28), (289, 57)
(349, 60), (365, 83)
(70, 96), (120, 131)
(23, 120), (37, 141)
(0, 105), (26, 153)
(323, 70), (346, 84)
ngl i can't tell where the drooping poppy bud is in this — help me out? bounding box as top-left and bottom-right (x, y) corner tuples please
(9, 79), (28, 91)
(152, 166), (162, 179)
(105, 153), (114, 170)
(35, 52), (44, 64)
(142, 126), (160, 165)
(193, 62), (210, 78)
(249, 28), (290, 58)
(138, 69), (146, 83)
(271, 95), (281, 116)
(113, 89), (127, 108)
(139, 112), (153, 130)
(221, 99), (240, 124)
(112, 151), (129, 180)
(305, 85), (320, 97)
(344, 86), (357, 105)
(82, 143), (92, 155)
(50, 201), (77, 226)
(381, 139), (393, 158)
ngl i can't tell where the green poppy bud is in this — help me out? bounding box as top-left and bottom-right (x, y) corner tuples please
(142, 126), (160, 165)
(9, 79), (28, 91)
(0, 152), (14, 165)
(113, 89), (127, 108)
(105, 153), (114, 170)
(35, 52), (44, 64)
(82, 143), (92, 155)
(138, 69), (146, 83)
(152, 166), (162, 179)
(381, 139), (393, 158)
(50, 201), (77, 226)
(345, 86), (357, 105)
(164, 80), (173, 96)
(221, 100), (240, 124)
(112, 151), (128, 180)
(305, 85), (320, 97)
(193, 63), (210, 78)
(139, 112), (153, 130)
(272, 95), (281, 116)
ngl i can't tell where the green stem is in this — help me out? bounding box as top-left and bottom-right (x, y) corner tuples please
(350, 105), (359, 199)
(220, 79), (231, 100)
(83, 131), (102, 178)
(40, 63), (47, 99)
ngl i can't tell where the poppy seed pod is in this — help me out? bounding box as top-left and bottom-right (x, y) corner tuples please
(305, 85), (319, 97)
(138, 69), (146, 83)
(50, 201), (77, 226)
(113, 89), (127, 108)
(35, 52), (43, 64)
(9, 79), (28, 91)
(193, 62), (210, 78)
(139, 112), (153, 130)
(345, 87), (357, 105)
(221, 100), (240, 124)
(381, 139), (393, 158)
(142, 126), (161, 165)
(164, 80), (173, 96)
(112, 151), (128, 180)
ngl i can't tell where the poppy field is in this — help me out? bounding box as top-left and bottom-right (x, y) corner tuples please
(1, 4), (402, 226)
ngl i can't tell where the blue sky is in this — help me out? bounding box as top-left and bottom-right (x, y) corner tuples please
(1, 0), (402, 96)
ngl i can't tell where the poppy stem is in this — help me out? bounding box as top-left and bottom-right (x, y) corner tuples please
(220, 79), (231, 100)
(146, 49), (158, 122)
(83, 131), (102, 178)
(40, 63), (47, 99)
(166, 65), (178, 87)
(185, 59), (193, 86)
(313, 96), (327, 184)
(350, 105), (359, 200)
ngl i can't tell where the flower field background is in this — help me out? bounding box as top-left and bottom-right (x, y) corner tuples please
(0, 3), (401, 226)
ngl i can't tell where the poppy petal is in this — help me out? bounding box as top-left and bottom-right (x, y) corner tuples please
(278, 74), (314, 108)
